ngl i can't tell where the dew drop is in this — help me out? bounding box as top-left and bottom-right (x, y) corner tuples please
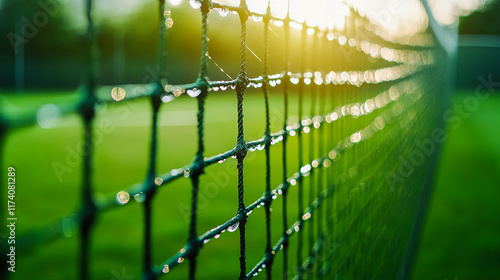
(162, 265), (170, 273)
(189, 0), (201, 9)
(228, 222), (239, 232)
(218, 8), (229, 17)
(186, 88), (201, 97)
(165, 18), (174, 28)
(37, 104), (62, 129)
(111, 87), (126, 101)
(155, 177), (163, 186)
(161, 94), (174, 103)
(61, 218), (78, 237)
(116, 191), (130, 205)
(134, 192), (146, 203)
(252, 15), (263, 22)
(215, 234), (220, 239)
(177, 257), (184, 263)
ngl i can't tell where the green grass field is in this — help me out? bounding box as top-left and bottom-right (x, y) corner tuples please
(1, 89), (498, 279)
(411, 92), (500, 280)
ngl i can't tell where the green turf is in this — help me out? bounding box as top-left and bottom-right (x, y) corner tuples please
(2, 88), (497, 279)
(411, 91), (500, 280)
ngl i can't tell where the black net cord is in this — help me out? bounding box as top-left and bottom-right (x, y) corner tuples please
(80, 0), (97, 279)
(236, 1), (249, 279)
(142, 94), (162, 280)
(262, 3), (273, 280)
(306, 29), (318, 280)
(326, 36), (335, 279)
(186, 1), (210, 279)
(281, 11), (291, 280)
(142, 0), (166, 277)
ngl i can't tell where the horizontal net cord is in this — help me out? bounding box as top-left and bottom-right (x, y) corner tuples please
(13, 69), (427, 256)
(160, 62), (431, 98)
(286, 95), (429, 280)
(152, 75), (426, 276)
(0, 60), (430, 131)
(0, 0), (447, 278)
(243, 91), (427, 279)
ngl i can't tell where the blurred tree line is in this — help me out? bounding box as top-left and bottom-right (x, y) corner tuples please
(0, 0), (498, 89)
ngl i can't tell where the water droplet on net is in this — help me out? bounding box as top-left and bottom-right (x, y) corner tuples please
(61, 218), (78, 237)
(37, 104), (62, 129)
(218, 8), (229, 17)
(116, 191), (130, 205)
(214, 234), (220, 239)
(134, 192), (146, 203)
(111, 87), (126, 101)
(177, 257), (184, 263)
(165, 18), (174, 28)
(162, 265), (170, 273)
(227, 222), (239, 232)
(189, 0), (201, 9)
(252, 15), (263, 22)
(155, 177), (163, 186)
(186, 88), (201, 97)
(161, 94), (174, 103)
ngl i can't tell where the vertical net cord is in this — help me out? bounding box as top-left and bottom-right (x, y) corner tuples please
(296, 26), (306, 276)
(262, 4), (273, 280)
(187, 1), (210, 279)
(316, 29), (325, 280)
(326, 37), (335, 280)
(307, 30), (318, 280)
(236, 2), (249, 279)
(80, 0), (97, 279)
(142, 1), (166, 278)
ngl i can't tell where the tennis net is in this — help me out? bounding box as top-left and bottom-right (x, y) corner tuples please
(0, 0), (452, 279)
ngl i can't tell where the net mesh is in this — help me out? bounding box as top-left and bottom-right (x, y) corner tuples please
(0, 0), (450, 279)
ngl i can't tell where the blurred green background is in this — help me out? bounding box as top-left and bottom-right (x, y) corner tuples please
(1, 0), (500, 279)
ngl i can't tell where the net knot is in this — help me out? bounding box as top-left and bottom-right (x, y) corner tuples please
(236, 74), (249, 93)
(236, 141), (248, 161)
(151, 83), (163, 112)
